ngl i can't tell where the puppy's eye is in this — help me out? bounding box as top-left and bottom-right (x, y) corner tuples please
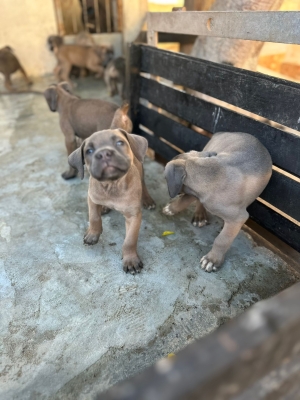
(116, 140), (124, 146)
(86, 148), (94, 154)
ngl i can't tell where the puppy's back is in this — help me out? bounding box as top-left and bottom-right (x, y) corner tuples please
(204, 132), (272, 175)
(71, 99), (119, 136)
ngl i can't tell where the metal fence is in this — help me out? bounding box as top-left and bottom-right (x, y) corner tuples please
(54, 0), (122, 35)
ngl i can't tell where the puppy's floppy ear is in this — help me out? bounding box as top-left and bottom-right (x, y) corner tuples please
(164, 160), (186, 198)
(44, 86), (58, 112)
(68, 140), (86, 179)
(119, 129), (148, 162)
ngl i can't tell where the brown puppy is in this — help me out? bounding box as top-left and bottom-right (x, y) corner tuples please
(47, 36), (106, 85)
(0, 46), (32, 92)
(104, 57), (125, 99)
(163, 132), (272, 272)
(44, 82), (122, 179)
(68, 129), (150, 274)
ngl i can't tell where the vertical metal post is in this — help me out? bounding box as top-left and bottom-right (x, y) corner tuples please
(94, 0), (101, 33)
(105, 0), (112, 33)
(82, 0), (89, 31)
(147, 13), (158, 46)
(71, 1), (78, 34)
(53, 0), (65, 35)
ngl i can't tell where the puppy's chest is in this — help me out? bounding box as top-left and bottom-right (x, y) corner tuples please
(89, 185), (142, 212)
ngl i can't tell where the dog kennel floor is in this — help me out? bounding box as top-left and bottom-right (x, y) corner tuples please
(0, 77), (298, 400)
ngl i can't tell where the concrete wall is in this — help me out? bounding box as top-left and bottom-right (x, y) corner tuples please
(122, 0), (148, 44)
(0, 0), (58, 77)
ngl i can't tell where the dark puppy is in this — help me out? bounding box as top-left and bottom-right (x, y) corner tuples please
(44, 82), (127, 179)
(47, 35), (64, 52)
(163, 132), (272, 272)
(68, 129), (151, 273)
(104, 57), (125, 99)
(0, 46), (32, 92)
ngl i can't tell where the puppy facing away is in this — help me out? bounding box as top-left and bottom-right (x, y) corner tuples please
(68, 129), (152, 273)
(163, 132), (272, 272)
(104, 56), (125, 99)
(0, 46), (32, 91)
(44, 82), (131, 179)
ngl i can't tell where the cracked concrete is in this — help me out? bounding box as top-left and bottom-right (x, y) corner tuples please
(0, 77), (298, 400)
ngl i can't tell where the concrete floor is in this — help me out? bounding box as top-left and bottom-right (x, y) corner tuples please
(0, 76), (298, 400)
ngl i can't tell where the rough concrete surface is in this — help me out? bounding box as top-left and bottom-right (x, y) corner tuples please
(0, 77), (298, 400)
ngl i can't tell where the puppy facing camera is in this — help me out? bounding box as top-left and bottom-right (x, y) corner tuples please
(68, 129), (155, 274)
(163, 132), (272, 272)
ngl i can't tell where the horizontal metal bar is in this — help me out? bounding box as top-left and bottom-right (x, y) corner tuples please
(147, 11), (300, 44)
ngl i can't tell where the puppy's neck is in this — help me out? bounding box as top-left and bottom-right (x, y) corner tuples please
(57, 90), (78, 112)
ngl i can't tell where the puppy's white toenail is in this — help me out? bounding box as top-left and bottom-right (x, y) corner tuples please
(206, 262), (213, 272)
(193, 222), (197, 226)
(212, 266), (217, 271)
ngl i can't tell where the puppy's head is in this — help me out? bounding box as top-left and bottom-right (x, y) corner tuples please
(97, 45), (114, 67)
(164, 157), (186, 198)
(0, 46), (14, 53)
(68, 129), (148, 181)
(44, 82), (73, 112)
(110, 103), (133, 133)
(47, 35), (63, 52)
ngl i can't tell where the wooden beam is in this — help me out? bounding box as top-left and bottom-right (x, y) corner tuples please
(96, 283), (300, 400)
(147, 11), (300, 44)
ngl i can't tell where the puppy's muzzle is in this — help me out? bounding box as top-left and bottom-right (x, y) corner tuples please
(95, 148), (114, 161)
(90, 147), (130, 181)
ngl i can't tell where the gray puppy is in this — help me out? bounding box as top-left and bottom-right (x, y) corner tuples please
(44, 82), (131, 179)
(163, 132), (272, 272)
(104, 57), (125, 99)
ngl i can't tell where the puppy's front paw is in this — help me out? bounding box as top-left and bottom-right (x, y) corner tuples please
(162, 203), (175, 216)
(191, 214), (208, 228)
(62, 169), (77, 180)
(84, 229), (100, 245)
(200, 253), (224, 272)
(123, 255), (143, 275)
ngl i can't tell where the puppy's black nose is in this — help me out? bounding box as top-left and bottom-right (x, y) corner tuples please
(95, 149), (114, 160)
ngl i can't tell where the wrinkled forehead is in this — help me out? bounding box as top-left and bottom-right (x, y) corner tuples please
(87, 129), (127, 147)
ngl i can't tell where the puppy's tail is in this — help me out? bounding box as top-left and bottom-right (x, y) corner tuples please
(110, 103), (133, 133)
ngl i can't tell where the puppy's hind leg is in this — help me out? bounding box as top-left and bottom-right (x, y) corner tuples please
(19, 64), (32, 86)
(63, 135), (78, 179)
(200, 211), (249, 272)
(191, 200), (209, 228)
(84, 196), (103, 245)
(87, 61), (104, 78)
(163, 194), (197, 216)
(4, 74), (14, 92)
(142, 178), (156, 210)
